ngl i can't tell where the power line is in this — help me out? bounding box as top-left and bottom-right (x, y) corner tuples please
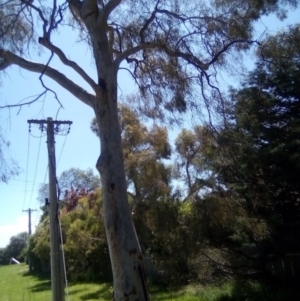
(22, 131), (31, 210)
(57, 134), (68, 167)
(9, 178), (46, 184)
(28, 134), (43, 208)
(32, 165), (49, 227)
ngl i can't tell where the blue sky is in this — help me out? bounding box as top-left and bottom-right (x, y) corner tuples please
(0, 8), (299, 248)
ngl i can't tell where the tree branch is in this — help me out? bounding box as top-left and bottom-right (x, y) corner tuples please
(0, 91), (47, 111)
(139, 1), (160, 43)
(0, 49), (95, 107)
(208, 39), (260, 67)
(101, 0), (122, 21)
(114, 42), (208, 70)
(20, 0), (48, 36)
(39, 37), (99, 93)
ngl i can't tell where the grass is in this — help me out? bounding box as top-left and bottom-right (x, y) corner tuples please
(1, 264), (299, 301)
(0, 264), (112, 301)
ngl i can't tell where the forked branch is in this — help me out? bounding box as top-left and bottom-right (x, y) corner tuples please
(38, 38), (99, 93)
(0, 49), (95, 107)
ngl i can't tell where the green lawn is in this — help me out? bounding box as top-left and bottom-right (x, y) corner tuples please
(0, 264), (228, 301)
(1, 264), (299, 301)
(0, 264), (112, 301)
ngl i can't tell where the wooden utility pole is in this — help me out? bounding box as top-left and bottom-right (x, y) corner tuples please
(22, 208), (37, 235)
(22, 208), (37, 271)
(28, 118), (72, 301)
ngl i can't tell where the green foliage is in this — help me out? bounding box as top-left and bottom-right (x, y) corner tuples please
(37, 167), (100, 205)
(61, 191), (111, 282)
(59, 168), (100, 193)
(29, 189), (111, 282)
(1, 232), (29, 265)
(188, 24), (300, 275)
(174, 126), (215, 199)
(0, 248), (5, 265)
(226, 27), (300, 257)
(92, 104), (172, 203)
(28, 216), (51, 272)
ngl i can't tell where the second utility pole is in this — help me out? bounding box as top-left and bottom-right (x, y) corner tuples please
(22, 208), (37, 271)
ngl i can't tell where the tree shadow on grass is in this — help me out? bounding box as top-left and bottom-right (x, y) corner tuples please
(80, 284), (112, 301)
(214, 280), (300, 301)
(29, 280), (52, 292)
(21, 270), (50, 280)
(21, 270), (51, 292)
(68, 288), (86, 296)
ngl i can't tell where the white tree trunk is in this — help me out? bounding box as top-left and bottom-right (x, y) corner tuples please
(94, 73), (149, 300)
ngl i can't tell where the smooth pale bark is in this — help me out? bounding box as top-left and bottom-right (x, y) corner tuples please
(95, 82), (149, 301)
(78, 4), (150, 299)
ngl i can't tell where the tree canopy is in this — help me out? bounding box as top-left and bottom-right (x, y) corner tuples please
(0, 0), (298, 299)
(194, 24), (300, 268)
(1, 232), (28, 264)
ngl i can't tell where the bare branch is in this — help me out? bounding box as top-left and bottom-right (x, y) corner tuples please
(101, 0), (122, 21)
(38, 37), (99, 92)
(119, 67), (142, 89)
(20, 0), (48, 35)
(139, 1), (160, 43)
(0, 91), (47, 112)
(49, 0), (58, 34)
(37, 51), (64, 111)
(114, 42), (208, 70)
(0, 49), (95, 107)
(208, 39), (260, 67)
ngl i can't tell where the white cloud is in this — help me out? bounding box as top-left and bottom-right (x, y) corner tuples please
(0, 215), (38, 248)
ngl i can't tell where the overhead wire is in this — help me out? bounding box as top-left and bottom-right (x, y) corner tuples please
(28, 132), (43, 208)
(55, 126), (71, 300)
(32, 164), (49, 232)
(59, 217), (70, 301)
(32, 126), (68, 231)
(22, 131), (31, 210)
(26, 124), (47, 231)
(57, 134), (68, 167)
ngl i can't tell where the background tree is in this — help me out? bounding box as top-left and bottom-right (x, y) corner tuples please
(37, 167), (100, 204)
(29, 189), (112, 281)
(0, 248), (5, 265)
(91, 104), (172, 204)
(174, 126), (216, 201)
(194, 24), (300, 273)
(1, 232), (29, 264)
(0, 0), (297, 298)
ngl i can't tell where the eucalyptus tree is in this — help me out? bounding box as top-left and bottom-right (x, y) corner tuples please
(174, 126), (216, 201)
(37, 167), (100, 210)
(190, 24), (300, 270)
(0, 0), (297, 299)
(91, 104), (172, 204)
